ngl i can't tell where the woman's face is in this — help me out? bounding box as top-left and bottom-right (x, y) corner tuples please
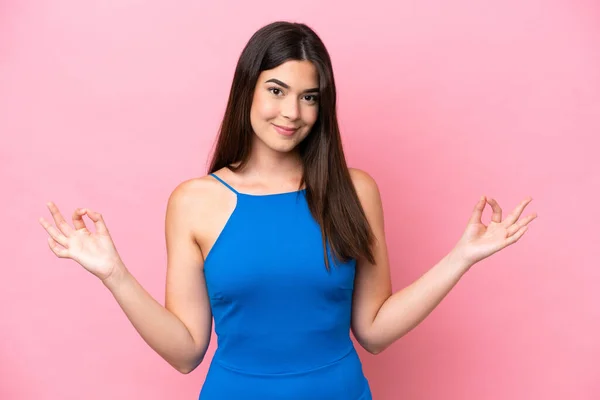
(250, 60), (320, 154)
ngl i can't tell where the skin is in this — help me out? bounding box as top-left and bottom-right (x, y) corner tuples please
(39, 59), (538, 372)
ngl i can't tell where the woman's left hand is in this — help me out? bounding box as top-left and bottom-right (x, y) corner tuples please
(452, 196), (538, 267)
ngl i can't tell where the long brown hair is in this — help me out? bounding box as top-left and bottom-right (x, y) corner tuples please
(208, 21), (375, 270)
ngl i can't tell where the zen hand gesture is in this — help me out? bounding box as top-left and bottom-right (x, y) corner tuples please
(453, 196), (538, 266)
(39, 202), (124, 282)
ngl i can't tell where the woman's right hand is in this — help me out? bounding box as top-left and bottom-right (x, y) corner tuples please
(39, 202), (125, 283)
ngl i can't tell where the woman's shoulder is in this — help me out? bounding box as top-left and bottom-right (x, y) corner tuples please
(169, 172), (225, 202)
(166, 169), (237, 249)
(167, 169), (234, 219)
(348, 167), (379, 195)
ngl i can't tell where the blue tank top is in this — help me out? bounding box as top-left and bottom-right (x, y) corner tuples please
(199, 173), (372, 399)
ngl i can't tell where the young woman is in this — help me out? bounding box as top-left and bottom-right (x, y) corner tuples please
(39, 21), (537, 399)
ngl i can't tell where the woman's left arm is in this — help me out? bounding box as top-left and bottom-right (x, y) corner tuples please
(348, 168), (537, 355)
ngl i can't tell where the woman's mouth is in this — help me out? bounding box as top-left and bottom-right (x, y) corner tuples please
(273, 124), (298, 136)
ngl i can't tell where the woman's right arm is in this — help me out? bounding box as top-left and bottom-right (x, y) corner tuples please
(41, 181), (212, 374)
(103, 181), (213, 374)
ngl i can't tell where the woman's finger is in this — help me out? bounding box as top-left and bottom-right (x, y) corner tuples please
(504, 225), (529, 247)
(468, 196), (487, 225)
(47, 202), (73, 236)
(487, 198), (503, 223)
(507, 213), (538, 236)
(39, 217), (69, 247)
(47, 237), (69, 258)
(72, 208), (87, 230)
(503, 197), (533, 227)
(85, 209), (109, 234)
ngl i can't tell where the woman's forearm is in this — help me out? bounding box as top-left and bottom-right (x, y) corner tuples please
(102, 264), (203, 373)
(368, 251), (472, 353)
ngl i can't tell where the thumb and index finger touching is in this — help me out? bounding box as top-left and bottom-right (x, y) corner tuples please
(42, 202), (109, 234)
(84, 208), (109, 234)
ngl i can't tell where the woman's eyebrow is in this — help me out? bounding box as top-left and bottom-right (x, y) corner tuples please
(265, 78), (319, 93)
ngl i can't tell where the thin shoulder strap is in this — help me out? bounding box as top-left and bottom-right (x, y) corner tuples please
(210, 173), (239, 195)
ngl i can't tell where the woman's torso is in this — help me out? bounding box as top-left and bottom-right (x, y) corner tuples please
(191, 169), (372, 399)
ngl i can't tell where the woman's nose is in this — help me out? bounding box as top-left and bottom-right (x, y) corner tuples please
(280, 97), (300, 120)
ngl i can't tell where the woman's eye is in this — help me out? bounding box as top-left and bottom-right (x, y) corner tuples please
(268, 88), (318, 103)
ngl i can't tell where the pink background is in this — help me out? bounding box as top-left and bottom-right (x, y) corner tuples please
(1, 1), (598, 399)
